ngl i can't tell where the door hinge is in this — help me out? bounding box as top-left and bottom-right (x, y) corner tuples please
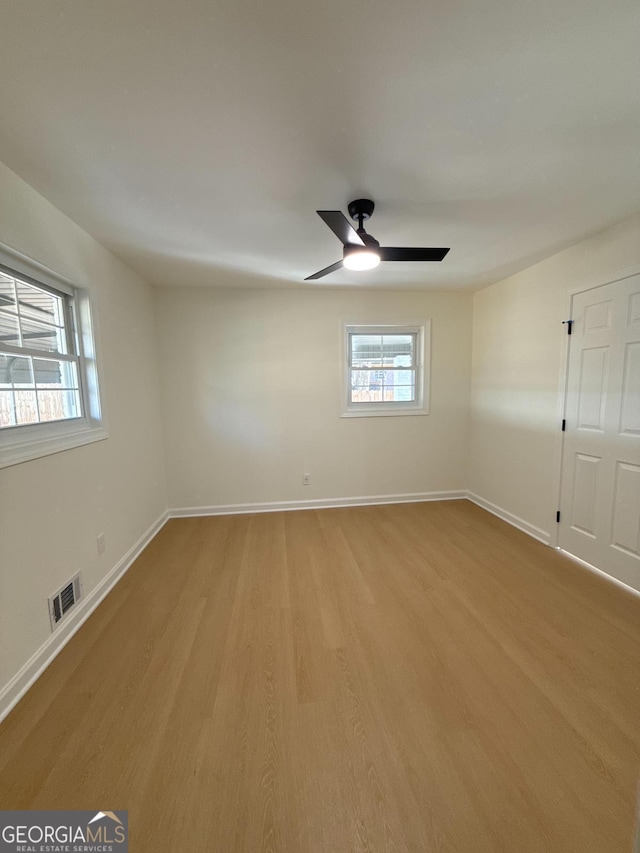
(561, 419), (566, 431)
(556, 511), (561, 523)
(562, 320), (574, 335)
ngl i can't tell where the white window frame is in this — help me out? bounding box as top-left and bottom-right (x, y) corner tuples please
(342, 321), (431, 417)
(0, 246), (107, 468)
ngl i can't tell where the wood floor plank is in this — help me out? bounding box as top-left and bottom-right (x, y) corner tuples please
(1, 500), (639, 852)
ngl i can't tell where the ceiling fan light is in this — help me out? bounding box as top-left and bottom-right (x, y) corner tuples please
(343, 247), (380, 271)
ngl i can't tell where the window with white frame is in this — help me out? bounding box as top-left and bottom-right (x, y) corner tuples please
(343, 323), (430, 417)
(0, 255), (105, 467)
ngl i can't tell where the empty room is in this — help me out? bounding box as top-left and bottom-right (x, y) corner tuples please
(0, 0), (639, 851)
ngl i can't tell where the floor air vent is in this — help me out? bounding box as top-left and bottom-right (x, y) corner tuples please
(48, 572), (83, 631)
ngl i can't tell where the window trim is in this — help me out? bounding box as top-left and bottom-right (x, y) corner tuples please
(341, 321), (431, 418)
(0, 244), (107, 468)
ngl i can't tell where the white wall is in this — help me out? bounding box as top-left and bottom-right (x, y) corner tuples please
(156, 287), (472, 509)
(0, 163), (167, 702)
(469, 214), (640, 540)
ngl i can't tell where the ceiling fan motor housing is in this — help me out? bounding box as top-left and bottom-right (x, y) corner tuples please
(348, 198), (375, 222)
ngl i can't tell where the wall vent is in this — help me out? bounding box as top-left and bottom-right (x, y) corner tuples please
(48, 572), (83, 632)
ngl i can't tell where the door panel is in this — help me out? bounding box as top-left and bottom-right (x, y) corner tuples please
(577, 347), (608, 429)
(620, 342), (640, 434)
(559, 274), (640, 591)
(570, 453), (600, 536)
(583, 299), (613, 332)
(611, 462), (640, 557)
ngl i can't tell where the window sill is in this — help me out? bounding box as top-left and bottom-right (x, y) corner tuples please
(0, 420), (108, 469)
(341, 407), (429, 418)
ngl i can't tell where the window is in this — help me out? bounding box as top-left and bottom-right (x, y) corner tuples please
(343, 323), (430, 417)
(0, 253), (106, 467)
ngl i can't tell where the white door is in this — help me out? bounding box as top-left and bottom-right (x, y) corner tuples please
(559, 274), (640, 592)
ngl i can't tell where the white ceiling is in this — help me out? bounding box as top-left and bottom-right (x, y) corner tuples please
(1, 0), (638, 290)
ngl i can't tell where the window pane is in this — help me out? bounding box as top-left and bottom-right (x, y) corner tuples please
(351, 335), (383, 366)
(391, 353), (413, 368)
(351, 387), (383, 402)
(389, 387), (415, 402)
(0, 310), (20, 346)
(0, 274), (16, 309)
(37, 389), (81, 422)
(385, 369), (415, 386)
(0, 354), (34, 387)
(382, 334), (414, 363)
(351, 365), (416, 404)
(351, 371), (382, 402)
(351, 370), (381, 388)
(352, 333), (416, 368)
(16, 280), (60, 322)
(0, 390), (16, 427)
(33, 357), (78, 389)
(19, 316), (64, 353)
(14, 390), (39, 424)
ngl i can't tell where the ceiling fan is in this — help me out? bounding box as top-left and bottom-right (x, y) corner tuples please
(305, 198), (450, 280)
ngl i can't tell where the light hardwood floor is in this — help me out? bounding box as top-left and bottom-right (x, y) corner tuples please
(1, 500), (639, 852)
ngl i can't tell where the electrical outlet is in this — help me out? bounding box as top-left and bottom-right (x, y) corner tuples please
(303, 473), (311, 485)
(97, 533), (106, 555)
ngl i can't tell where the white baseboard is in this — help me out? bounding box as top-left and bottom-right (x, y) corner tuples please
(0, 510), (169, 725)
(466, 492), (550, 545)
(558, 549), (640, 598)
(353, 489), (640, 599)
(169, 490), (467, 518)
(465, 495), (640, 597)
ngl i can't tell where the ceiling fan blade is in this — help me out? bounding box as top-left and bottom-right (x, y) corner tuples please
(305, 260), (344, 281)
(380, 247), (450, 262)
(317, 211), (365, 246)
